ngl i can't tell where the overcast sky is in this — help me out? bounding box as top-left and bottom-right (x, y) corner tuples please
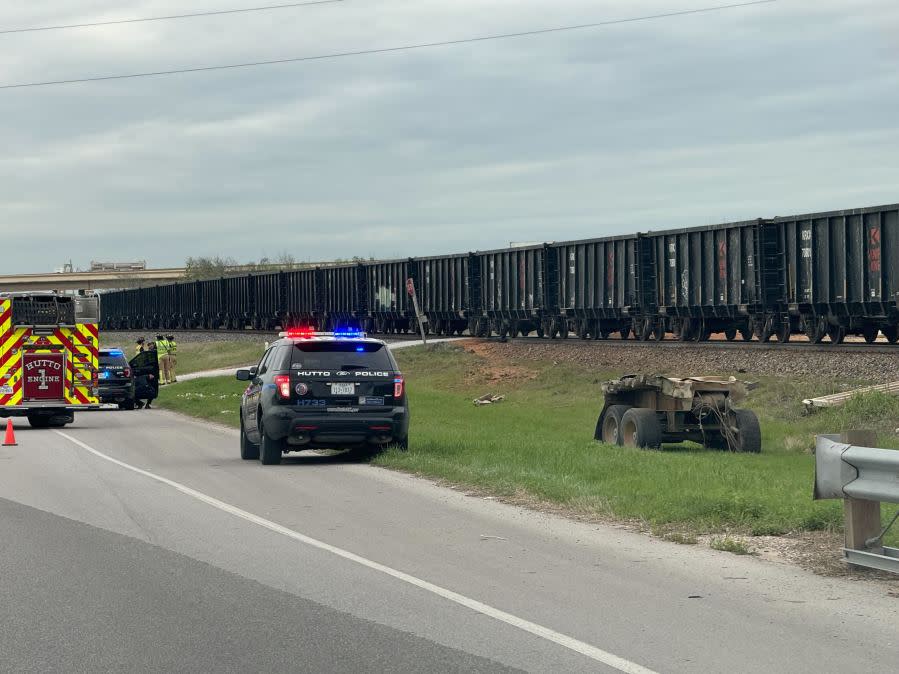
(2, 0), (898, 272)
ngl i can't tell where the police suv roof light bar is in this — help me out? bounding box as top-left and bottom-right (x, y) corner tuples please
(279, 329), (367, 339)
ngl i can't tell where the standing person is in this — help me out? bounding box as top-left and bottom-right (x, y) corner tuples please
(129, 344), (160, 409)
(155, 334), (170, 385)
(134, 337), (145, 357)
(166, 334), (178, 383)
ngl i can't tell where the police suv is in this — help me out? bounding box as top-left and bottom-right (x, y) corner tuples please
(236, 330), (409, 465)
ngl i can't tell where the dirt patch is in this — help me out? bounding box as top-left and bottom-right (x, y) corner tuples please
(462, 341), (540, 385)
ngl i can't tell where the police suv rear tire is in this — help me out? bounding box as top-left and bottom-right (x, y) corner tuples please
(240, 414), (260, 460)
(258, 421), (282, 465)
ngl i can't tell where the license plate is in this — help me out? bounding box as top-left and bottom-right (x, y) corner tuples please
(359, 396), (385, 406)
(330, 383), (355, 395)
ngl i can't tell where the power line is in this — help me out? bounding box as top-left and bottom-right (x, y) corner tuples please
(0, 0), (344, 35)
(0, 0), (777, 91)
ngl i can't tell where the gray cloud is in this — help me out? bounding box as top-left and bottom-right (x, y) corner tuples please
(2, 0), (899, 272)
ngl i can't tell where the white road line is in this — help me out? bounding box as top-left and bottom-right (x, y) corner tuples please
(55, 430), (656, 674)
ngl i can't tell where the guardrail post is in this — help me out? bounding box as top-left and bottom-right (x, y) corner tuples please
(840, 430), (882, 554)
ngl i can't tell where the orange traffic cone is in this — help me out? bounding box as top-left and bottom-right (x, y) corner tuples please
(2, 419), (16, 446)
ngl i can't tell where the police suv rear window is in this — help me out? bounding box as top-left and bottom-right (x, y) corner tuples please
(99, 353), (127, 367)
(288, 342), (395, 371)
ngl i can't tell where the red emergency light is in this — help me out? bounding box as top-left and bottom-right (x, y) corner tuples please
(282, 327), (317, 339)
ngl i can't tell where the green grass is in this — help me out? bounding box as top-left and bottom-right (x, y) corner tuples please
(710, 537), (752, 555)
(101, 339), (267, 375)
(156, 342), (899, 544)
(172, 340), (266, 375)
(157, 376), (247, 424)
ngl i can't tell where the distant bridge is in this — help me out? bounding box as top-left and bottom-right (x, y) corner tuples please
(0, 262), (347, 292)
(0, 268), (188, 292)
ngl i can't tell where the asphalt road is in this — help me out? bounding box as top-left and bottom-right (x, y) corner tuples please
(1, 411), (897, 673)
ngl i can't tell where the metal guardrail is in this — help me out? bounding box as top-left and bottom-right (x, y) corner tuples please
(815, 432), (899, 574)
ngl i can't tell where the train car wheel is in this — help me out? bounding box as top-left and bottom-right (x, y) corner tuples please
(776, 321), (791, 343)
(806, 317), (826, 344)
(691, 320), (705, 342)
(653, 321), (666, 341)
(883, 324), (899, 344)
(827, 325), (845, 344)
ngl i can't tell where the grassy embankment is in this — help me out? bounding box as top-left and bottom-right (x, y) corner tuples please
(155, 342), (899, 545)
(101, 339), (266, 375)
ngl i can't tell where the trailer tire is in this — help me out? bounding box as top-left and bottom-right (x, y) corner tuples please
(620, 408), (662, 450)
(732, 409), (761, 454)
(599, 405), (632, 446)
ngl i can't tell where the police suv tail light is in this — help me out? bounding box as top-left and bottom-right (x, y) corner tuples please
(394, 376), (405, 399)
(123, 368), (131, 378)
(274, 375), (291, 400)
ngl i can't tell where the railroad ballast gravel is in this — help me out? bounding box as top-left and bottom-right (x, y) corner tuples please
(475, 339), (899, 383)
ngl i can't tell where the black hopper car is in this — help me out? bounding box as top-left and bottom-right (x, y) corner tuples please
(101, 203), (899, 344)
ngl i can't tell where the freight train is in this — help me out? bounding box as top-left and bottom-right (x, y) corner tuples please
(100, 203), (899, 344)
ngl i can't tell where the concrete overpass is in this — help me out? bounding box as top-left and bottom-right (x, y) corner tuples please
(0, 262), (346, 292)
(0, 268), (187, 292)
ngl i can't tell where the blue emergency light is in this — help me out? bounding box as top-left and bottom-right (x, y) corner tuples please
(333, 330), (366, 339)
(108, 349), (124, 356)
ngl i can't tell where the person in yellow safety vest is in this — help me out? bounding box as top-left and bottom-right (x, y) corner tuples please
(134, 337), (146, 357)
(166, 334), (178, 383)
(155, 334), (171, 385)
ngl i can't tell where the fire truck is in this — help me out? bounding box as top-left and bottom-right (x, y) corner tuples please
(0, 292), (100, 427)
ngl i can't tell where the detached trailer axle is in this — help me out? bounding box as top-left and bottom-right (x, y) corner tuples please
(595, 374), (761, 453)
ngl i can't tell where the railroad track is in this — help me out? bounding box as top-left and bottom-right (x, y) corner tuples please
(104, 328), (899, 354)
(501, 336), (898, 355)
